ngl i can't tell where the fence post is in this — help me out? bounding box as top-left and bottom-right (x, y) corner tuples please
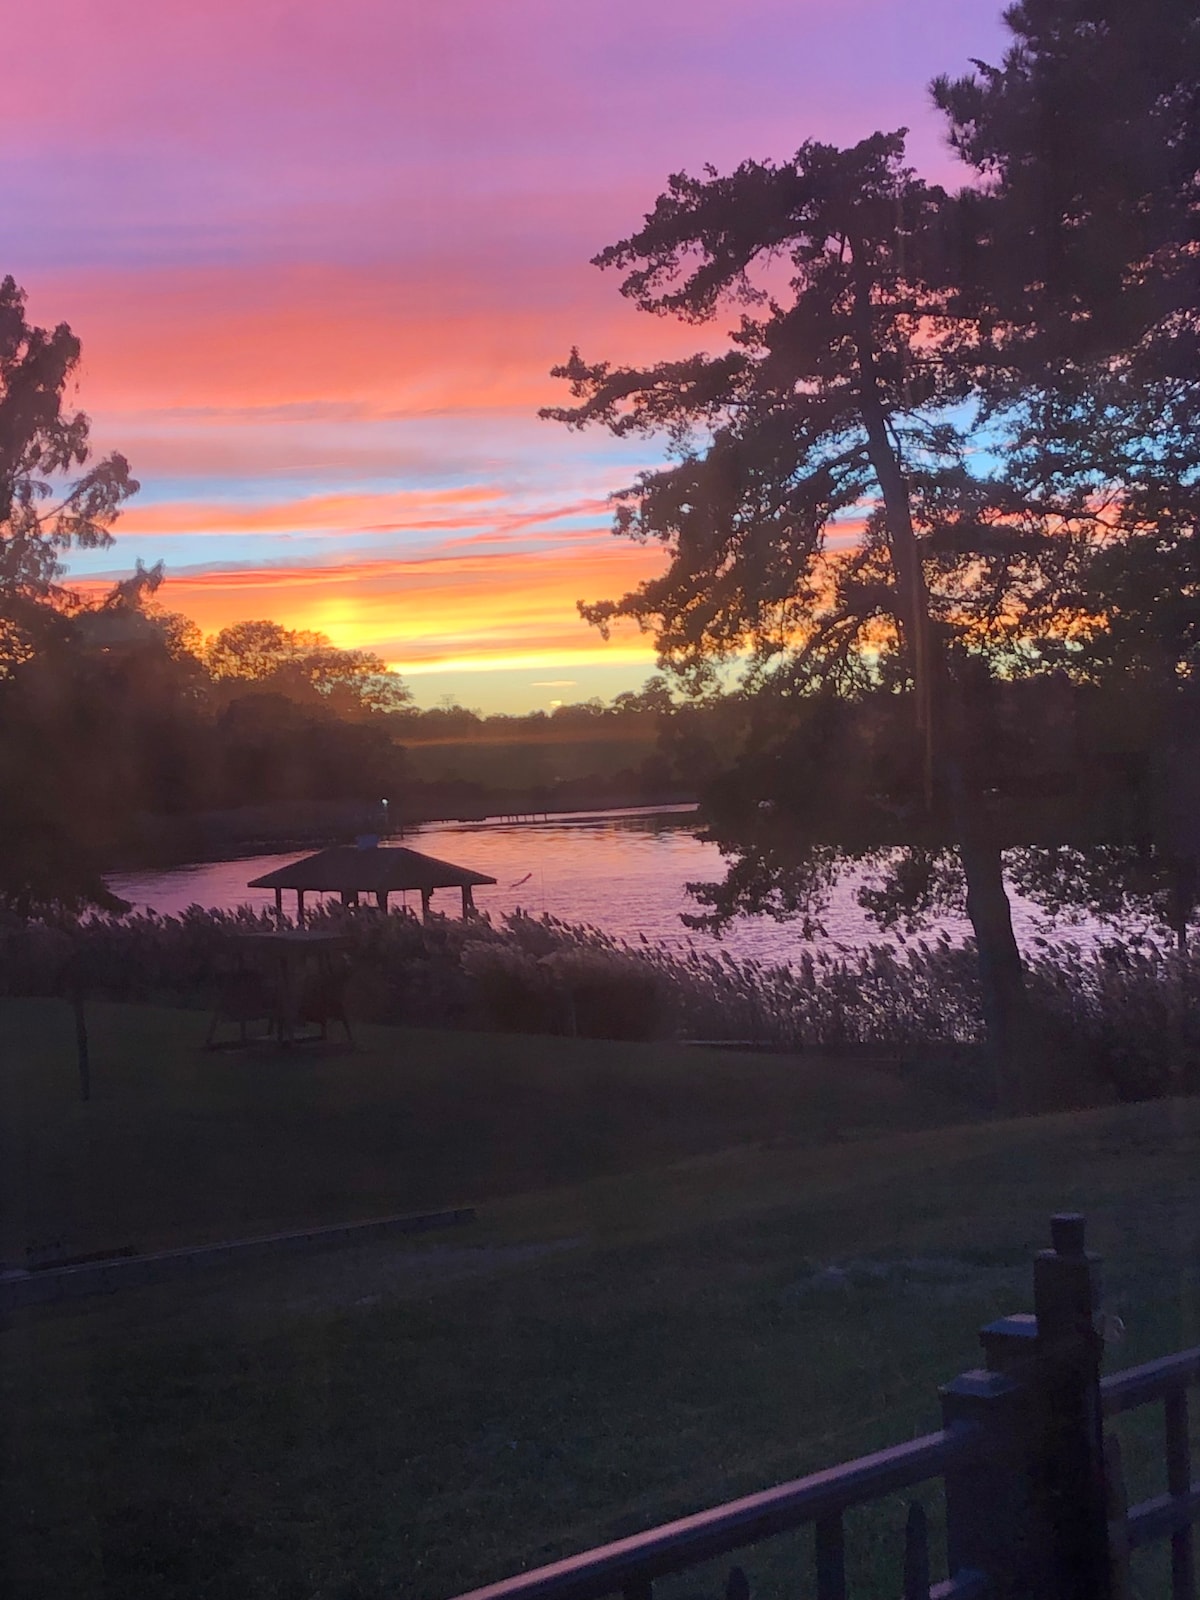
(1030, 1212), (1112, 1600)
(941, 1364), (1049, 1598)
(942, 1214), (1113, 1600)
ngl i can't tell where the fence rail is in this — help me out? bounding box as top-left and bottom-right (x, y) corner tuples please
(1102, 1344), (1199, 1599)
(1102, 1348), (1200, 1413)
(454, 1428), (983, 1600)
(449, 1216), (1200, 1600)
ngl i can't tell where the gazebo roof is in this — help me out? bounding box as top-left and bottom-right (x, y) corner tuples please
(247, 845), (497, 895)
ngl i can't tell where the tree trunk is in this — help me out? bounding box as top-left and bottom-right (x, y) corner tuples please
(948, 766), (1030, 1113)
(940, 665), (1037, 1112)
(849, 258), (1031, 1111)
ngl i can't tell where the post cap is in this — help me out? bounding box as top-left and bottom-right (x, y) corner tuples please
(1050, 1213), (1086, 1256)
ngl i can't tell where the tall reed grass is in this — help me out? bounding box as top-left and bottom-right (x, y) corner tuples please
(0, 904), (1193, 1101)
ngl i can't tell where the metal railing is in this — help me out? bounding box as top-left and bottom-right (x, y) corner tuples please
(449, 1215), (1200, 1600)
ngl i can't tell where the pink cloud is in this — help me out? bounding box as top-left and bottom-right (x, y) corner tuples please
(9, 0), (1006, 705)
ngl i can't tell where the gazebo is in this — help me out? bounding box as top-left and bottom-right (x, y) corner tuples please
(248, 843), (497, 923)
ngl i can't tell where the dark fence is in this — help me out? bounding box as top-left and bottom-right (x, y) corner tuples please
(450, 1215), (1198, 1600)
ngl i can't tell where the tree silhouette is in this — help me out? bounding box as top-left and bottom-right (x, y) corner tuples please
(932, 0), (1200, 368)
(205, 619), (411, 718)
(931, 0), (1200, 949)
(0, 277), (139, 912)
(544, 133), (1051, 1107)
(0, 275), (137, 670)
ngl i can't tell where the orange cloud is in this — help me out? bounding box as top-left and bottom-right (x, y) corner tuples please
(116, 485), (506, 538)
(91, 538), (668, 670)
(115, 487), (614, 542)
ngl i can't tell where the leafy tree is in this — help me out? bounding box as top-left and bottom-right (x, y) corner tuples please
(204, 619), (410, 718)
(543, 133), (1063, 1107)
(0, 275), (138, 670)
(0, 563), (217, 914)
(391, 700), (483, 740)
(0, 277), (139, 912)
(71, 564), (215, 819)
(548, 696), (609, 725)
(930, 0), (1200, 948)
(932, 0), (1200, 368)
(611, 674), (676, 717)
(212, 692), (406, 808)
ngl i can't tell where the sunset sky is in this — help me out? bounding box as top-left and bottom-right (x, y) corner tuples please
(7, 0), (1006, 712)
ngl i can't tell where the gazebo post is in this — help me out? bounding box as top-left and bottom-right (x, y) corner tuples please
(420, 888), (432, 923)
(296, 889), (306, 927)
(461, 885), (475, 918)
(274, 887), (283, 923)
(375, 890), (389, 912)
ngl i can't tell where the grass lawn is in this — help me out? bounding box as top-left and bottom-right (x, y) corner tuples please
(2, 1001), (1198, 1600)
(0, 997), (964, 1260)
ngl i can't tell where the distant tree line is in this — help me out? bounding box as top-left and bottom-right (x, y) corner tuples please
(393, 675), (677, 744)
(389, 675), (692, 818)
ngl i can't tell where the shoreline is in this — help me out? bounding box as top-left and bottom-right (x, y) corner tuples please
(107, 796), (700, 874)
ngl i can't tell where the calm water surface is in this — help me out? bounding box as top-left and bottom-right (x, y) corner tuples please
(107, 806), (1118, 963)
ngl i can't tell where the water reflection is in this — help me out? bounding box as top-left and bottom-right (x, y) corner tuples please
(108, 806), (1115, 963)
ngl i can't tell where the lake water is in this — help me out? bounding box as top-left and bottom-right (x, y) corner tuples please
(106, 805), (1121, 965)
